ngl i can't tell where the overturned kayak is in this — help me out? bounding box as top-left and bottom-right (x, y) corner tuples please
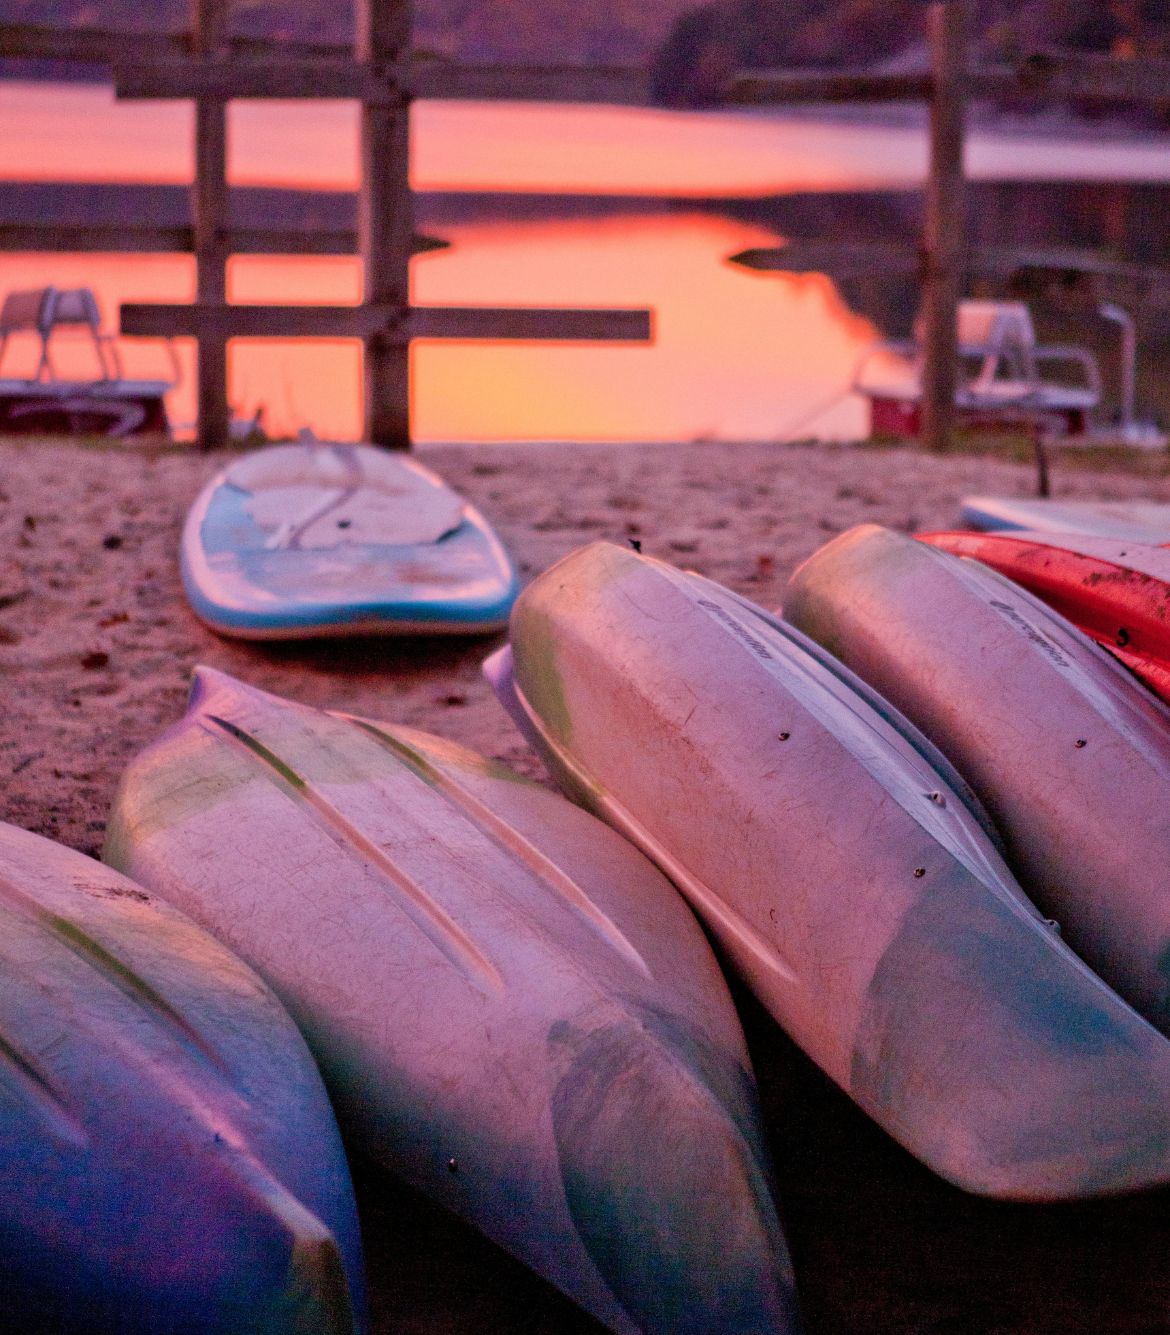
(181, 442), (519, 639)
(919, 528), (1170, 703)
(495, 540), (1170, 1201)
(786, 523), (1170, 1035)
(0, 821), (364, 1335)
(960, 494), (1170, 542)
(105, 667), (799, 1335)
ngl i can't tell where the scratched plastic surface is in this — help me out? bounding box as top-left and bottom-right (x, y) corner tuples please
(0, 821), (365, 1335)
(105, 668), (800, 1335)
(789, 524), (1170, 1039)
(182, 443), (519, 638)
(497, 540), (1170, 1201)
(920, 528), (1170, 705)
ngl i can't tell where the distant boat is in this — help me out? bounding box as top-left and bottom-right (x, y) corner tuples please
(0, 286), (175, 438)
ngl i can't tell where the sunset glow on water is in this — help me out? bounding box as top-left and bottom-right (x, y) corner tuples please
(2, 79), (1168, 441)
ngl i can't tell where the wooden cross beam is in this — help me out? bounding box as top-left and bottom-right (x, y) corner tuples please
(120, 303), (653, 341)
(112, 58), (647, 104)
(93, 0), (652, 449)
(0, 223), (448, 257)
(726, 52), (1170, 106)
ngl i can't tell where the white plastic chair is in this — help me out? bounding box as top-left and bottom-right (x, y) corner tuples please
(0, 286), (122, 382)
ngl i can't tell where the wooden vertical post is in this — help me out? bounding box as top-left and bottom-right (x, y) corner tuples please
(356, 0), (413, 449)
(193, 0), (229, 451)
(921, 1), (967, 453)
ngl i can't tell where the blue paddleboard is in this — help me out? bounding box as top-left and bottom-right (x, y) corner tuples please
(182, 442), (519, 639)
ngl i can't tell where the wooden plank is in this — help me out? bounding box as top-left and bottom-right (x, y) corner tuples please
(970, 52), (1170, 104)
(920, 1), (966, 454)
(727, 51), (1170, 109)
(115, 58), (648, 105)
(0, 222), (447, 256)
(0, 22), (339, 65)
(114, 58), (394, 103)
(357, 0), (414, 450)
(121, 303), (399, 339)
(0, 22), (188, 64)
(0, 224), (194, 254)
(409, 61), (646, 104)
(120, 303), (652, 341)
(410, 307), (652, 340)
(727, 69), (933, 105)
(193, 0), (229, 453)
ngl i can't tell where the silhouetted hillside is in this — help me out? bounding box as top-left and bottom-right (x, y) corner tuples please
(650, 0), (1170, 106)
(0, 0), (697, 65)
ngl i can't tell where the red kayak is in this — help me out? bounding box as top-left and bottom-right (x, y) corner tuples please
(918, 529), (1170, 702)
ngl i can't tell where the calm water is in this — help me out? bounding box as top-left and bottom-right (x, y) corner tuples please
(2, 80), (1168, 441)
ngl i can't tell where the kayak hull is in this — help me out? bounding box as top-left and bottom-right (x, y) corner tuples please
(181, 443), (519, 639)
(105, 668), (799, 1335)
(919, 528), (1170, 704)
(786, 523), (1170, 1035)
(0, 821), (364, 1335)
(497, 540), (1170, 1201)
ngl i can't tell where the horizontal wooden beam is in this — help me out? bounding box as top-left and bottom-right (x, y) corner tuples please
(120, 302), (652, 341)
(0, 22), (336, 66)
(0, 221), (447, 256)
(409, 306), (652, 339)
(114, 58), (395, 102)
(410, 60), (647, 104)
(114, 56), (647, 105)
(0, 22), (188, 64)
(727, 69), (932, 105)
(729, 52), (1170, 107)
(972, 51), (1170, 103)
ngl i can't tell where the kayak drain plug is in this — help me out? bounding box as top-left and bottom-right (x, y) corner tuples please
(1075, 739), (1088, 748)
(913, 868), (926, 878)
(778, 732), (790, 741)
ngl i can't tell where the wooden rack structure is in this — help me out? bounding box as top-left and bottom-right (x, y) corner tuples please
(722, 0), (1170, 450)
(2, 5), (652, 450)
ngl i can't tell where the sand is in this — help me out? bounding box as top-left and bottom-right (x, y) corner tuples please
(3, 434), (1170, 1333)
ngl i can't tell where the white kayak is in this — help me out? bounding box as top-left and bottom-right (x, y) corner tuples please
(785, 523), (1170, 1035)
(960, 495), (1170, 543)
(491, 540), (1170, 1201)
(105, 667), (800, 1335)
(181, 442), (519, 639)
(0, 820), (364, 1335)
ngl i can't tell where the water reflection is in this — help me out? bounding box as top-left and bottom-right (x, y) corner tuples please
(0, 215), (881, 441)
(2, 78), (1166, 440)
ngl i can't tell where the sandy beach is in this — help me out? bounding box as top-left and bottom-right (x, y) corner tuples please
(4, 434), (1170, 1333)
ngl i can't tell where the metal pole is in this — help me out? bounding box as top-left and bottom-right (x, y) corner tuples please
(357, 0), (413, 449)
(920, 1), (967, 453)
(193, 0), (229, 451)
